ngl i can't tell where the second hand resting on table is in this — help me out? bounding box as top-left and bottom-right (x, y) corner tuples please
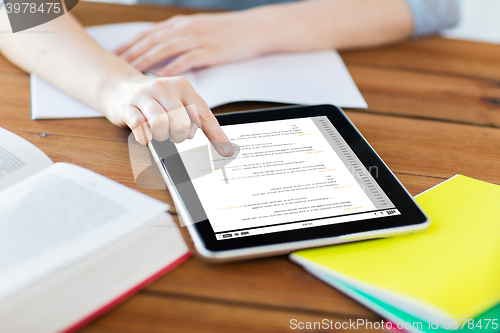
(115, 0), (416, 76)
(0, 8), (234, 157)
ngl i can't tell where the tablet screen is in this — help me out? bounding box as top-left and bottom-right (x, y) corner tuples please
(174, 116), (399, 241)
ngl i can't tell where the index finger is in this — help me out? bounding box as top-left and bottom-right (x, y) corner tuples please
(196, 102), (234, 157)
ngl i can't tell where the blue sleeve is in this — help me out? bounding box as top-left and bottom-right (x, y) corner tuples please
(404, 0), (460, 37)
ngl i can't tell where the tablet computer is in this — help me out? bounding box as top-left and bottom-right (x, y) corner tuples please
(149, 104), (429, 262)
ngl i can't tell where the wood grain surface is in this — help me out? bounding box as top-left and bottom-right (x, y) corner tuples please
(1, 2), (499, 332)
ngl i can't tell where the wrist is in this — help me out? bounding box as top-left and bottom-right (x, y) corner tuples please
(243, 6), (290, 55)
(97, 71), (145, 124)
(244, 4), (307, 55)
(245, 1), (336, 55)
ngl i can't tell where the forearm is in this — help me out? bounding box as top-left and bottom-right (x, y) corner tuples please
(0, 8), (142, 114)
(0, 7), (234, 154)
(246, 0), (414, 53)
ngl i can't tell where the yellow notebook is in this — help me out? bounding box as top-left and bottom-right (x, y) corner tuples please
(291, 175), (500, 324)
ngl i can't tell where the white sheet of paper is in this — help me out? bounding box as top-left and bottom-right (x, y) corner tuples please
(31, 22), (367, 120)
(193, 50), (365, 109)
(0, 127), (53, 191)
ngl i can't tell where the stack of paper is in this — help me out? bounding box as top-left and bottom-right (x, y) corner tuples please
(291, 175), (500, 333)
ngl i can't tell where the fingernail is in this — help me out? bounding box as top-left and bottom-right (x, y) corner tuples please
(223, 143), (234, 156)
(188, 123), (198, 138)
(134, 123), (153, 145)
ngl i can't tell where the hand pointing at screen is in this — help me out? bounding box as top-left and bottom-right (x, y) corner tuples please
(0, 9), (234, 157)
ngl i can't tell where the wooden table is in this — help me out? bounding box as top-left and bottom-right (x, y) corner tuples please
(1, 2), (499, 332)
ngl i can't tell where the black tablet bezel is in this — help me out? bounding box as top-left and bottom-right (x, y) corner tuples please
(151, 104), (428, 252)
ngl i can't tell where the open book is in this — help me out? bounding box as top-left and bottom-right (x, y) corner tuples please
(0, 127), (190, 333)
(30, 22), (367, 119)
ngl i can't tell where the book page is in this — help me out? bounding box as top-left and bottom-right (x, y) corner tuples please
(0, 127), (53, 191)
(0, 162), (170, 302)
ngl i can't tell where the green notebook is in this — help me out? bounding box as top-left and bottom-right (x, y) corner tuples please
(291, 175), (500, 331)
